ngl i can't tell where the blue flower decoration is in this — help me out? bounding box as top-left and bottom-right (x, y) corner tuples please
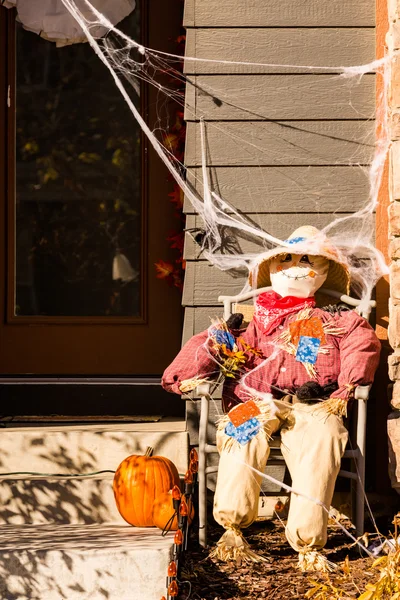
(295, 335), (321, 365)
(225, 417), (261, 445)
(284, 236), (306, 245)
(214, 329), (235, 350)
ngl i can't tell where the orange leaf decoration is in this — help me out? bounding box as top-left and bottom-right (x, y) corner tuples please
(172, 270), (184, 290)
(220, 345), (246, 363)
(168, 185), (184, 211)
(238, 337), (263, 358)
(155, 260), (174, 280)
(167, 231), (184, 252)
(163, 133), (179, 152)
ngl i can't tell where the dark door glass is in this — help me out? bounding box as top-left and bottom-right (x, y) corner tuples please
(15, 10), (142, 317)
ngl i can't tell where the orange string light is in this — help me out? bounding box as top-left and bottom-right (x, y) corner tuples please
(190, 448), (198, 462)
(171, 485), (181, 500)
(174, 529), (183, 545)
(168, 580), (179, 597)
(179, 498), (188, 516)
(184, 469), (193, 484)
(189, 459), (198, 474)
(167, 561), (177, 577)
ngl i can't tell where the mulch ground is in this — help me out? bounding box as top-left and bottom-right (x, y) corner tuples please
(178, 514), (395, 600)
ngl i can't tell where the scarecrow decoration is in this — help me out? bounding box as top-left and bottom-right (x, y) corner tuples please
(162, 226), (381, 571)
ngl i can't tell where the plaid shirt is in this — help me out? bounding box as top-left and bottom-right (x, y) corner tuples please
(162, 308), (381, 412)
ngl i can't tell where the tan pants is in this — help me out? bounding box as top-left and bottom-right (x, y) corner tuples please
(213, 402), (348, 552)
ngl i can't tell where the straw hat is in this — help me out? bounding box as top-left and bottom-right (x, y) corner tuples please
(253, 226), (350, 295)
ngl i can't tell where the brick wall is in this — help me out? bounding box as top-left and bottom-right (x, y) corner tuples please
(388, 2), (400, 406)
(386, 0), (400, 492)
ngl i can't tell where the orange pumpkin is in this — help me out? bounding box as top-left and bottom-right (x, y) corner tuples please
(152, 490), (195, 531)
(113, 447), (180, 526)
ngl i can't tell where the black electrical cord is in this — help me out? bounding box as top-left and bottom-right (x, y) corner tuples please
(0, 470), (115, 477)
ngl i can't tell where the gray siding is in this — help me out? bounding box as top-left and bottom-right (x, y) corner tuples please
(183, 0), (375, 27)
(185, 76), (374, 120)
(184, 121), (374, 166)
(185, 29), (375, 74)
(182, 2), (375, 341)
(184, 167), (370, 214)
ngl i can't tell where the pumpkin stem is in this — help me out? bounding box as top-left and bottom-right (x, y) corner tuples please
(145, 446), (153, 457)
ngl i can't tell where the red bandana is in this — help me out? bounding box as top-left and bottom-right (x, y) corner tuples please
(254, 291), (316, 335)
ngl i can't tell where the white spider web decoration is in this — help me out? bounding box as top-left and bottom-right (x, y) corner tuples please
(59, 0), (391, 316)
(54, 0), (393, 552)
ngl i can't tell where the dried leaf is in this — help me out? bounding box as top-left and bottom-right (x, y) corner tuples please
(168, 185), (184, 211)
(154, 259), (174, 280)
(343, 555), (351, 575)
(365, 583), (377, 590)
(357, 591), (374, 600)
(78, 152), (101, 164)
(372, 556), (387, 568)
(305, 585), (322, 598)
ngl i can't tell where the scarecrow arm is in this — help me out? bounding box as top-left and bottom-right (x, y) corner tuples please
(329, 311), (381, 401)
(162, 315), (251, 395)
(161, 330), (222, 395)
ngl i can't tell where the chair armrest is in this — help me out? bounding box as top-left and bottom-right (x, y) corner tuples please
(354, 385), (371, 401)
(196, 383), (211, 398)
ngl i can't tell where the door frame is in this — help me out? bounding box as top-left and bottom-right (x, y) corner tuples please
(0, 2), (184, 375)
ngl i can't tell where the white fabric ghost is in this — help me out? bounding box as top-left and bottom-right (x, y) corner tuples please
(112, 252), (138, 283)
(3, 0), (136, 47)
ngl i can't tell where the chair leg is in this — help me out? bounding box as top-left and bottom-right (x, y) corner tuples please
(355, 399), (367, 537)
(356, 472), (365, 537)
(198, 394), (209, 547)
(198, 457), (207, 548)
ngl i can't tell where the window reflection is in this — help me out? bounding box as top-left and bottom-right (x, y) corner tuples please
(15, 11), (142, 317)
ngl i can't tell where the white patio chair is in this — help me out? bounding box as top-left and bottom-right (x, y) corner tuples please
(197, 286), (376, 547)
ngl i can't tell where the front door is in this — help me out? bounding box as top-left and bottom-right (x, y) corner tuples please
(0, 2), (183, 377)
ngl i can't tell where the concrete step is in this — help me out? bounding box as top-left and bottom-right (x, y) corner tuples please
(0, 523), (173, 600)
(0, 423), (187, 598)
(0, 424), (189, 525)
(0, 476), (120, 524)
(0, 421), (188, 476)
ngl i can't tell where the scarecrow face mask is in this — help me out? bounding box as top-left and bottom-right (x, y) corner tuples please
(269, 254), (329, 298)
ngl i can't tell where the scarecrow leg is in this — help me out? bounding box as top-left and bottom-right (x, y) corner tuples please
(210, 414), (280, 562)
(280, 403), (348, 567)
